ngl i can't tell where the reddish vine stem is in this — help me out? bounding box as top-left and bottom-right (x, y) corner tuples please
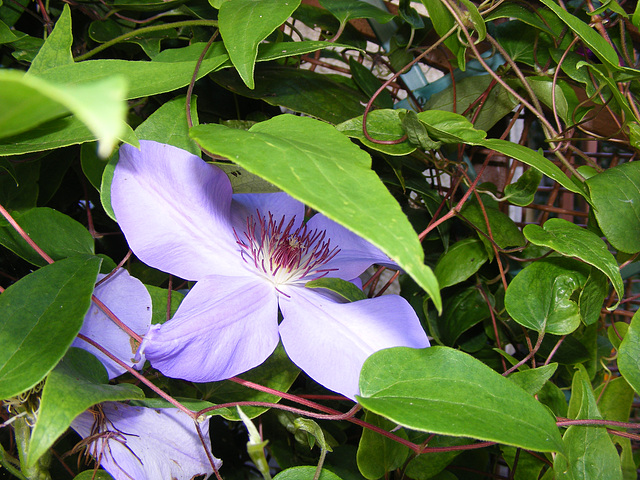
(76, 334), (196, 419)
(95, 250), (133, 287)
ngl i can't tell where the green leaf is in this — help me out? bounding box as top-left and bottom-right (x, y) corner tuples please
(509, 363), (558, 396)
(88, 18), (179, 59)
(274, 467), (343, 480)
(135, 95), (200, 155)
(0, 115), (138, 157)
(479, 139), (588, 198)
(586, 161), (640, 254)
(420, 0), (464, 69)
(305, 278), (367, 302)
(100, 151), (119, 221)
(349, 57), (393, 109)
(217, 163), (281, 194)
(191, 115), (442, 311)
(505, 257), (590, 335)
(594, 376), (634, 426)
(27, 348), (144, 468)
(28, 4), (73, 74)
(73, 471), (114, 480)
(358, 346), (564, 453)
(337, 109), (416, 156)
(553, 365), (623, 480)
(319, 0), (395, 25)
(0, 207), (94, 267)
(356, 411), (410, 480)
(211, 66), (367, 124)
(459, 0), (486, 42)
(460, 202), (525, 250)
(416, 110), (487, 144)
(424, 75), (518, 133)
(198, 344), (299, 420)
(145, 285), (185, 325)
(219, 0), (301, 89)
(437, 286), (490, 345)
(404, 436), (470, 480)
(538, 0), (620, 68)
(485, 3), (555, 34)
(523, 219), (623, 309)
(0, 255), (102, 400)
(401, 110), (442, 151)
(527, 76), (569, 124)
(35, 42), (229, 100)
(0, 69), (127, 157)
(434, 238), (488, 289)
(618, 310), (640, 395)
(503, 167), (543, 206)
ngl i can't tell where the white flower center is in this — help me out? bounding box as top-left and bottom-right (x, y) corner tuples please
(234, 211), (340, 287)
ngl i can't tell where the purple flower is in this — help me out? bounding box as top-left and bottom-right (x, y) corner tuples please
(71, 402), (220, 480)
(72, 269), (152, 379)
(112, 140), (429, 399)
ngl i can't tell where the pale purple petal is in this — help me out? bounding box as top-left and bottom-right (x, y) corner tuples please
(305, 214), (399, 280)
(278, 286), (429, 400)
(112, 140), (244, 280)
(71, 402), (220, 480)
(72, 270), (151, 379)
(142, 274), (280, 382)
(231, 192), (305, 232)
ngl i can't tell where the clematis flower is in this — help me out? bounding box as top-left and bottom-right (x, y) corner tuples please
(72, 269), (152, 379)
(111, 140), (429, 399)
(71, 402), (220, 480)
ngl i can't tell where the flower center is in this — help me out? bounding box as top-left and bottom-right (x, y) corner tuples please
(234, 211), (340, 287)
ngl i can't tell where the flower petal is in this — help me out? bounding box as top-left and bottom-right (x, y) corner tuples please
(71, 402), (220, 480)
(143, 274), (280, 382)
(72, 270), (151, 379)
(112, 141), (244, 280)
(278, 286), (429, 399)
(305, 214), (399, 280)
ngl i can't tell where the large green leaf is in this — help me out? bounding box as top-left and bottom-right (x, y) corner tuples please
(27, 348), (144, 468)
(586, 161), (640, 254)
(0, 255), (102, 400)
(358, 347), (564, 453)
(191, 115), (442, 310)
(0, 207), (94, 267)
(27, 4), (74, 74)
(219, 0), (301, 89)
(553, 365), (623, 480)
(505, 258), (591, 335)
(618, 310), (640, 396)
(0, 69), (127, 157)
(34, 42), (229, 100)
(524, 219), (623, 309)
